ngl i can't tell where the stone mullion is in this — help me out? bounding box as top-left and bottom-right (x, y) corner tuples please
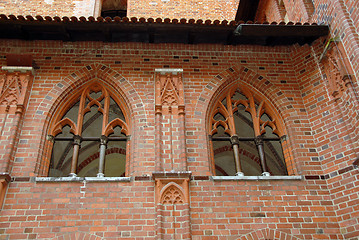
(75, 90), (87, 136)
(255, 136), (270, 176)
(97, 135), (108, 177)
(63, 88), (87, 177)
(98, 88), (109, 177)
(226, 92), (244, 176)
(101, 90), (110, 133)
(225, 92), (236, 136)
(69, 135), (82, 177)
(230, 135), (243, 176)
(248, 95), (270, 176)
(67, 85), (94, 177)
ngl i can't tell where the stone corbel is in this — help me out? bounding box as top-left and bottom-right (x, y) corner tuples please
(153, 171), (191, 204)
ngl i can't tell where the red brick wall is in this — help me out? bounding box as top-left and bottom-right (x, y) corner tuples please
(280, 0), (314, 22)
(311, 0), (359, 75)
(343, 0), (359, 38)
(291, 40), (359, 239)
(1, 38), (358, 239)
(255, 0), (284, 23)
(308, 2), (359, 237)
(1, 180), (155, 239)
(0, 0), (95, 17)
(128, 0), (240, 21)
(190, 179), (341, 239)
(0, 41), (321, 178)
(0, 0), (240, 21)
(0, 1), (358, 239)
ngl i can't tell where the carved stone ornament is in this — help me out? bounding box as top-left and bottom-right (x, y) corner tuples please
(153, 171), (191, 204)
(0, 67), (34, 108)
(161, 185), (185, 205)
(155, 69), (184, 113)
(322, 44), (352, 100)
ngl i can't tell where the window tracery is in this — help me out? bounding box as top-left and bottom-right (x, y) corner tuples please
(161, 185), (185, 205)
(47, 81), (129, 177)
(208, 85), (288, 176)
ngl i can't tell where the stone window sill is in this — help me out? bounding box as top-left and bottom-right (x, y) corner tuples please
(35, 177), (131, 182)
(211, 175), (303, 181)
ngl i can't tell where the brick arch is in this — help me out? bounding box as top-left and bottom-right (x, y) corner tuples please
(196, 65), (292, 122)
(33, 63), (146, 176)
(193, 65), (300, 176)
(236, 228), (302, 240)
(52, 232), (104, 240)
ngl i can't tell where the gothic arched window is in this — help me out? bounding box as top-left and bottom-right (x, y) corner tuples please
(208, 85), (288, 176)
(47, 81), (130, 177)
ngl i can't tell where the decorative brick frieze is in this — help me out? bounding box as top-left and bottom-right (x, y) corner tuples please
(154, 69), (187, 172)
(0, 66), (34, 112)
(321, 41), (354, 100)
(153, 171), (191, 240)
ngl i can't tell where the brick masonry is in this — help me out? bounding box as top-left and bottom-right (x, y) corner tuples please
(0, 0), (358, 239)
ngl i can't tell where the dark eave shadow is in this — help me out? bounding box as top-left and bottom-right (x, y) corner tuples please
(0, 15), (329, 46)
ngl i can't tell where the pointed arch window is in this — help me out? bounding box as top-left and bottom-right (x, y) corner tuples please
(47, 81), (130, 177)
(208, 85), (288, 176)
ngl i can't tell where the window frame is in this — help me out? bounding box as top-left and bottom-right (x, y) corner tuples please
(45, 80), (131, 178)
(207, 84), (291, 177)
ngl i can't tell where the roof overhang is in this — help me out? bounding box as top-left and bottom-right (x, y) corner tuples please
(0, 15), (329, 46)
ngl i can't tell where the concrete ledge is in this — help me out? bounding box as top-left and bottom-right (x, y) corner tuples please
(36, 177), (131, 182)
(2, 66), (34, 74)
(211, 175), (303, 181)
(152, 171), (192, 179)
(155, 68), (183, 73)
